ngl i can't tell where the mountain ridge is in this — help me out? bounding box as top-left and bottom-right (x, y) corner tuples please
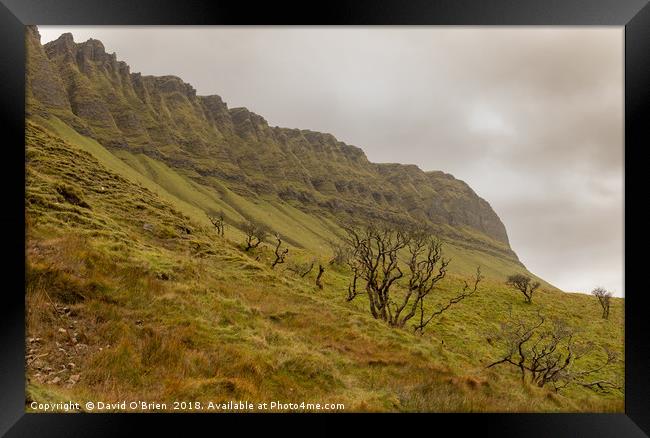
(27, 25), (518, 264)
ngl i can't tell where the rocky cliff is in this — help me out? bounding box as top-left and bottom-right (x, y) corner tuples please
(26, 26), (518, 261)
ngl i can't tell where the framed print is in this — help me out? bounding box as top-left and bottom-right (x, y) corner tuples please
(1, 0), (648, 436)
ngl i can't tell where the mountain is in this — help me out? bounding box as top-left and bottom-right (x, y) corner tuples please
(26, 25), (518, 268)
(24, 26), (623, 412)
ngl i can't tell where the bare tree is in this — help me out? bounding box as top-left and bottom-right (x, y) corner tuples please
(346, 258), (364, 302)
(208, 211), (225, 237)
(241, 221), (268, 251)
(287, 259), (315, 278)
(342, 224), (408, 321)
(487, 309), (620, 392)
(389, 231), (451, 329)
(328, 241), (350, 266)
(315, 264), (325, 289)
(271, 234), (289, 269)
(413, 267), (483, 334)
(591, 287), (612, 320)
(342, 223), (482, 332)
(506, 273), (540, 304)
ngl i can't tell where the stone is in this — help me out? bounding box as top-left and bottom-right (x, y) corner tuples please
(68, 374), (80, 384)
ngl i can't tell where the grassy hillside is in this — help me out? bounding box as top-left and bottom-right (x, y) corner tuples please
(35, 114), (529, 283)
(25, 119), (624, 412)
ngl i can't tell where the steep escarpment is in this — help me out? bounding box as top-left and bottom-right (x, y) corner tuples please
(26, 25), (517, 262)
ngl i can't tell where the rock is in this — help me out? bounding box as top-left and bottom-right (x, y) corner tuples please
(58, 328), (67, 334)
(67, 362), (76, 369)
(49, 377), (61, 385)
(156, 272), (170, 281)
(68, 374), (80, 384)
(143, 223), (154, 232)
(25, 27), (72, 110)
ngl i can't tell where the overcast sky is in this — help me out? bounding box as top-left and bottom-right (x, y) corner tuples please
(38, 26), (624, 296)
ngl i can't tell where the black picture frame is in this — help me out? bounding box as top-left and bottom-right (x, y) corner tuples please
(1, 0), (648, 436)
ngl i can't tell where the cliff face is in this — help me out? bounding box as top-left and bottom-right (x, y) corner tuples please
(26, 26), (516, 261)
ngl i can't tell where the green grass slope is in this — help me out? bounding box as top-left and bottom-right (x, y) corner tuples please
(33, 115), (532, 282)
(25, 119), (623, 412)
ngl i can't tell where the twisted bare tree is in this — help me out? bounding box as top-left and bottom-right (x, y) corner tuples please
(506, 273), (540, 304)
(316, 264), (325, 289)
(346, 258), (364, 302)
(241, 221), (268, 251)
(271, 234), (289, 269)
(342, 224), (408, 321)
(328, 241), (351, 266)
(342, 223), (481, 332)
(413, 267), (482, 334)
(487, 309), (620, 392)
(208, 211), (225, 237)
(287, 259), (315, 277)
(591, 287), (612, 320)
